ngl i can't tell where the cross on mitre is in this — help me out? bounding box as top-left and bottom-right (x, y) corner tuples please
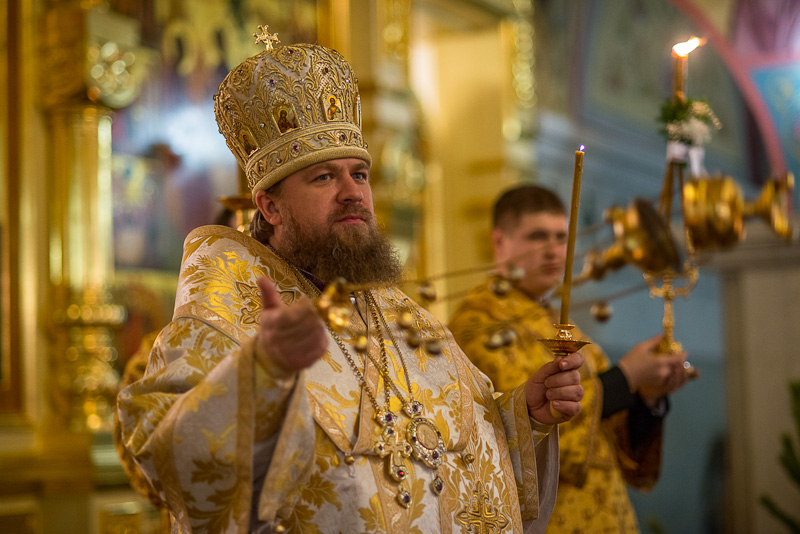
(254, 25), (280, 51)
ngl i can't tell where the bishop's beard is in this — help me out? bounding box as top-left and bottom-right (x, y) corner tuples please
(277, 205), (403, 285)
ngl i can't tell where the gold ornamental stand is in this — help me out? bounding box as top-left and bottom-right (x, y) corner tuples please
(539, 325), (590, 359)
(648, 159), (699, 355)
(218, 168), (257, 235)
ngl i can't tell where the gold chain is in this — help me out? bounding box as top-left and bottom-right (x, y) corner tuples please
(328, 298), (391, 413)
(365, 291), (416, 404)
(266, 246), (445, 507)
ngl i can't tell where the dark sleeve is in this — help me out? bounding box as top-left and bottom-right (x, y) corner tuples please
(598, 366), (637, 418)
(599, 365), (669, 450)
(628, 393), (669, 451)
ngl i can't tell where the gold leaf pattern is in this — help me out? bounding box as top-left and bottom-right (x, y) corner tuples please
(301, 472), (343, 511)
(281, 502), (322, 534)
(359, 494), (386, 534)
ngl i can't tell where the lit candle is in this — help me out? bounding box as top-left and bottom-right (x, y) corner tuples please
(560, 145), (584, 325)
(671, 37), (703, 103)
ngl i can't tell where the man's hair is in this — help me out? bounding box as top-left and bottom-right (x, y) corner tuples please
(250, 179), (285, 244)
(492, 184), (566, 232)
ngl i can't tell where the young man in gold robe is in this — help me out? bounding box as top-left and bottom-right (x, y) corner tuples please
(449, 185), (691, 533)
(116, 33), (586, 534)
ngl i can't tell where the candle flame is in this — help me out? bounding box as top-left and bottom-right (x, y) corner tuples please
(579, 144), (585, 152)
(672, 37), (705, 58)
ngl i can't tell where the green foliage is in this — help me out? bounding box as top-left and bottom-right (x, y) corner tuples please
(760, 381), (800, 533)
(659, 98), (693, 125)
(760, 495), (800, 533)
(657, 97), (721, 146)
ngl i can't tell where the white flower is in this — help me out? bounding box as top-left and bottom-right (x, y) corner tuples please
(665, 101), (722, 146)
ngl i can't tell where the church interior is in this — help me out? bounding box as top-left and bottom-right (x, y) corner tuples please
(1, 0), (799, 533)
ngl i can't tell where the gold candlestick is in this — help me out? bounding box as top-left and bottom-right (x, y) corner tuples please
(541, 146), (590, 358)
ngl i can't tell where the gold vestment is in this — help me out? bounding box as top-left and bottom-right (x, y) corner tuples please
(449, 278), (663, 534)
(117, 226), (559, 534)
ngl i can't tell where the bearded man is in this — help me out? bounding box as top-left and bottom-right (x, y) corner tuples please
(117, 33), (584, 534)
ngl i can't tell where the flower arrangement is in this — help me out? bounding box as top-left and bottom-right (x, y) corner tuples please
(658, 98), (721, 147)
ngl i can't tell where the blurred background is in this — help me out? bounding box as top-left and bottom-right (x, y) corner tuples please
(1, 0), (799, 532)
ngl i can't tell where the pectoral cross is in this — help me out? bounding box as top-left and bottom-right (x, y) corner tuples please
(375, 424), (415, 508)
(456, 481), (510, 534)
(375, 425), (412, 482)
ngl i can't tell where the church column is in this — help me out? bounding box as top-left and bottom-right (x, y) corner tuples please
(40, 2), (141, 435)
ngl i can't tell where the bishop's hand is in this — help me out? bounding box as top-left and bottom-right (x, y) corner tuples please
(525, 352), (584, 425)
(255, 276), (329, 373)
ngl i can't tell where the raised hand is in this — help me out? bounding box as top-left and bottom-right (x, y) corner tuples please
(255, 276), (329, 373)
(525, 352), (585, 425)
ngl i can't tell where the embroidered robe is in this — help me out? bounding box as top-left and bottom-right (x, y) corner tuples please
(117, 226), (559, 534)
(449, 277), (664, 534)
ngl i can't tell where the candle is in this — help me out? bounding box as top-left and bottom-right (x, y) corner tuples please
(671, 37), (703, 103)
(671, 53), (686, 102)
(560, 145), (584, 325)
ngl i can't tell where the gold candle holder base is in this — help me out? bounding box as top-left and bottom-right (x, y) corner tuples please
(218, 193), (256, 235)
(539, 324), (590, 357)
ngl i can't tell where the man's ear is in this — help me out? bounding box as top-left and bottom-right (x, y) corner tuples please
(491, 227), (508, 263)
(255, 190), (282, 226)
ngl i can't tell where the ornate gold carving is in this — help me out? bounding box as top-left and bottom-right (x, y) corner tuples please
(85, 38), (149, 108)
(41, 7), (148, 109)
(51, 286), (126, 432)
(158, 1), (258, 76)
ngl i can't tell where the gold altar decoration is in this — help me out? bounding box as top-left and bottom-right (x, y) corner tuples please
(649, 37), (794, 356)
(575, 198), (682, 285)
(218, 168), (257, 235)
(50, 286), (126, 432)
(45, 104), (128, 432)
(640, 37), (712, 355)
(683, 173), (795, 250)
(42, 6), (148, 110)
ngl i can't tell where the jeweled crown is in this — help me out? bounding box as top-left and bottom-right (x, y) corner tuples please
(214, 29), (371, 196)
